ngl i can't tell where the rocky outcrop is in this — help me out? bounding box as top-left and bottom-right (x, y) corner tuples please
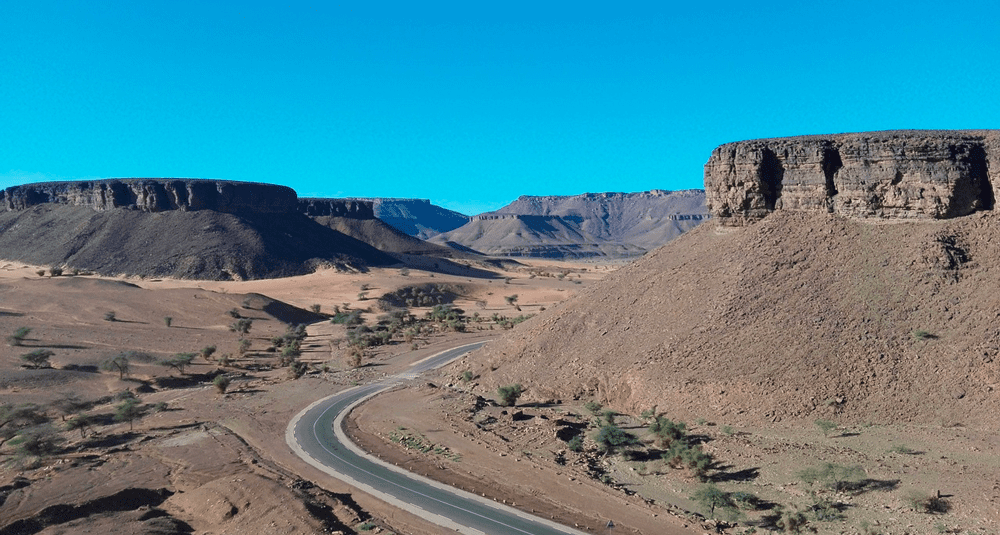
(1, 179), (297, 214)
(297, 198), (375, 219)
(705, 130), (1000, 225)
(349, 198), (470, 239)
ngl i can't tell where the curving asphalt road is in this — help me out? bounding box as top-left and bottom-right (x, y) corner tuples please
(286, 342), (591, 535)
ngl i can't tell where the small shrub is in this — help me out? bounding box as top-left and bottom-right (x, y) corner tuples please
(213, 375), (231, 393)
(497, 384), (524, 407)
(906, 490), (951, 514)
(584, 400), (603, 415)
(889, 444), (918, 455)
(593, 424), (640, 456)
(310, 304), (322, 313)
(814, 419), (838, 437)
(721, 425), (735, 436)
(567, 434), (584, 452)
(230, 318), (253, 335)
(228, 308), (242, 318)
(7, 327), (32, 346)
(163, 316), (173, 327)
(288, 360), (308, 379)
(36, 269), (46, 277)
(49, 267), (63, 277)
(104, 311), (117, 322)
(601, 409), (617, 425)
(460, 370), (474, 382)
(798, 462), (866, 491)
(913, 329), (933, 341)
(200, 345), (217, 361)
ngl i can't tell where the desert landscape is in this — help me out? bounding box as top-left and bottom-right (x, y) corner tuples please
(2, 130), (1000, 535)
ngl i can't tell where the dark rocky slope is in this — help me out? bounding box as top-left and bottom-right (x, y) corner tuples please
(0, 180), (395, 280)
(351, 198), (470, 239)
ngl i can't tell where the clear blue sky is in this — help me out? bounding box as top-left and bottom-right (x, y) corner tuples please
(2, 1), (998, 215)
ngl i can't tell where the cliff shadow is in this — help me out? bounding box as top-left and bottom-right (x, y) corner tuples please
(759, 148), (784, 210)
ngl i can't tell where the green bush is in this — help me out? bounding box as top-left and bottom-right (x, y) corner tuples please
(497, 384), (524, 407)
(567, 434), (584, 452)
(798, 462), (866, 491)
(691, 483), (738, 520)
(6, 327), (31, 346)
(814, 419), (838, 437)
(213, 375), (231, 393)
(593, 424), (639, 456)
(584, 400), (603, 415)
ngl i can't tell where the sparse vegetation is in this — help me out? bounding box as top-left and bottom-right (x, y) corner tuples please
(163, 316), (172, 327)
(200, 345), (217, 361)
(20, 349), (54, 369)
(310, 304), (322, 313)
(814, 419), (838, 437)
(100, 352), (132, 379)
(104, 311), (117, 322)
(160, 352), (196, 374)
(230, 318), (253, 335)
(906, 490), (951, 514)
(593, 424), (640, 456)
(584, 400), (603, 415)
(798, 462), (866, 491)
(49, 266), (63, 277)
(7, 326), (31, 346)
(114, 398), (142, 431)
(691, 483), (739, 520)
(913, 329), (934, 340)
(497, 384), (524, 407)
(460, 370), (474, 382)
(213, 375), (231, 393)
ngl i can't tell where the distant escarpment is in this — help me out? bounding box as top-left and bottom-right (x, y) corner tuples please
(0, 180), (396, 280)
(297, 198), (376, 219)
(349, 198), (470, 239)
(2, 179), (297, 214)
(705, 130), (1000, 225)
(432, 190), (707, 259)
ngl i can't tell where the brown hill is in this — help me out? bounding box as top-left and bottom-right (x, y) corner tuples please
(466, 209), (1000, 428)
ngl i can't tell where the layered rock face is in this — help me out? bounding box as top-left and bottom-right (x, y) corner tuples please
(297, 198), (376, 219)
(1, 179), (298, 214)
(705, 130), (1000, 225)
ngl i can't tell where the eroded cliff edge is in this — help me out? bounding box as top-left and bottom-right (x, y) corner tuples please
(704, 130), (1000, 225)
(2, 179), (299, 214)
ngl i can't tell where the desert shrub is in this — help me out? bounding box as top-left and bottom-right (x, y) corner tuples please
(649, 415), (687, 446)
(0, 403), (49, 446)
(213, 375), (231, 393)
(567, 434), (584, 452)
(49, 267), (63, 277)
(777, 509), (809, 532)
(163, 316), (172, 327)
(36, 269), (45, 277)
(814, 419), (838, 437)
(662, 441), (714, 479)
(104, 311), (117, 322)
(906, 490), (951, 514)
(913, 329), (933, 340)
(7, 327), (31, 346)
(593, 424), (640, 456)
(601, 410), (617, 425)
(228, 308), (242, 318)
(230, 318), (253, 335)
(798, 462), (866, 492)
(730, 491), (762, 510)
(497, 384), (524, 407)
(200, 345), (217, 361)
(330, 309), (363, 326)
(9, 424), (64, 458)
(238, 338), (251, 355)
(346, 345), (364, 368)
(460, 370), (474, 382)
(20, 349), (54, 369)
(288, 360), (308, 379)
(584, 400), (603, 415)
(310, 304), (322, 313)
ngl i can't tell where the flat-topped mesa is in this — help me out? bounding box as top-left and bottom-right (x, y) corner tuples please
(1, 179), (298, 214)
(297, 198), (376, 219)
(704, 130), (1000, 226)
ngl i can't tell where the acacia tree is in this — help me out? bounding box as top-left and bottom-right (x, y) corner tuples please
(114, 398), (142, 431)
(20, 349), (54, 369)
(65, 414), (93, 438)
(497, 384), (524, 407)
(101, 353), (131, 379)
(593, 424), (640, 456)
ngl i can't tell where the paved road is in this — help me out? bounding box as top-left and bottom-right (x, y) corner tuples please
(286, 342), (590, 535)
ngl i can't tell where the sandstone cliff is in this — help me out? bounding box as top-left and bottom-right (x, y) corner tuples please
(705, 130), (1000, 225)
(2, 179), (297, 214)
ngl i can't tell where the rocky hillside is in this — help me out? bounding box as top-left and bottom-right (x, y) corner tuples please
(705, 130), (1000, 225)
(432, 190), (708, 259)
(494, 190), (708, 250)
(428, 214), (644, 258)
(465, 131), (1000, 428)
(0, 180), (396, 280)
(350, 198), (470, 239)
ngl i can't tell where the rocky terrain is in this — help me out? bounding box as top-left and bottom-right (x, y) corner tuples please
(350, 198), (470, 239)
(429, 214), (645, 258)
(0, 180), (403, 280)
(431, 190), (708, 258)
(494, 190), (708, 250)
(467, 131), (1000, 429)
(706, 130), (1000, 225)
